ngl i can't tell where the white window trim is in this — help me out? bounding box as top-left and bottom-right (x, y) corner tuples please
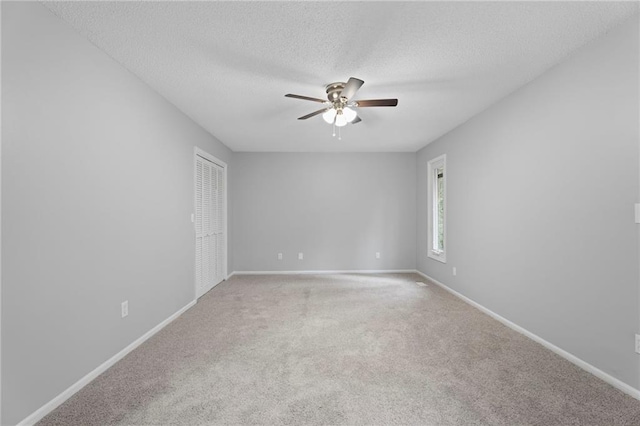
(427, 154), (447, 263)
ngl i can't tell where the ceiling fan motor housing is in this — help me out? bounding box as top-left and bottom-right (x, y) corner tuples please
(325, 82), (346, 103)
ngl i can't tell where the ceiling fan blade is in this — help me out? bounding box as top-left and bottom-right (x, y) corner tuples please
(285, 94), (327, 103)
(340, 77), (364, 101)
(298, 108), (329, 120)
(355, 99), (398, 107)
(351, 116), (362, 124)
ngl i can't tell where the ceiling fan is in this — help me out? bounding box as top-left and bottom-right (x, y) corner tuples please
(285, 77), (398, 137)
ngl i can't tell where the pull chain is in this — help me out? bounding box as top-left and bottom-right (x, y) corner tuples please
(332, 122), (336, 137)
(338, 126), (342, 141)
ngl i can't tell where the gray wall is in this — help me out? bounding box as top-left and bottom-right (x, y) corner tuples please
(417, 17), (639, 389)
(1, 3), (232, 424)
(232, 153), (416, 272)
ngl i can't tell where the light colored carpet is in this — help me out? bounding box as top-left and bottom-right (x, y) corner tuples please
(39, 273), (640, 425)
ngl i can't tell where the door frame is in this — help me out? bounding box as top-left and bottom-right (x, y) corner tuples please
(194, 147), (228, 298)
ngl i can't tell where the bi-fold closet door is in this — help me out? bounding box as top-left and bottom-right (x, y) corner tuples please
(195, 150), (226, 298)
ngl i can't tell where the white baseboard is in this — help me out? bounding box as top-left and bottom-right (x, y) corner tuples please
(17, 299), (197, 426)
(414, 270), (640, 400)
(232, 269), (416, 275)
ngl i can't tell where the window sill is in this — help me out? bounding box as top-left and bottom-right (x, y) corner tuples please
(428, 252), (447, 264)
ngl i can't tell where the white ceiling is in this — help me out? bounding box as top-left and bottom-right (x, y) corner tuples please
(43, 1), (638, 152)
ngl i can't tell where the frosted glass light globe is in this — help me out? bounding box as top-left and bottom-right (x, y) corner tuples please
(342, 107), (357, 123)
(322, 108), (337, 124)
(335, 111), (347, 127)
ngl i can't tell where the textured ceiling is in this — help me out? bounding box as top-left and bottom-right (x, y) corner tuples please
(43, 1), (638, 152)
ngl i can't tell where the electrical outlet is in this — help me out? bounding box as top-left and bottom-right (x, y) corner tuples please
(277, 253), (283, 260)
(121, 301), (129, 318)
(636, 334), (640, 354)
(376, 252), (381, 259)
(452, 267), (457, 276)
(298, 252), (303, 260)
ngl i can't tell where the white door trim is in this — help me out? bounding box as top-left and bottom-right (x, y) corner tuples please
(194, 147), (227, 298)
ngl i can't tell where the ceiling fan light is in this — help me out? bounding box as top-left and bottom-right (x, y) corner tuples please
(342, 107), (357, 123)
(322, 108), (337, 124)
(335, 111), (347, 127)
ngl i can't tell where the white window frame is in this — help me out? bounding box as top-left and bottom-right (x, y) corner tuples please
(427, 154), (447, 263)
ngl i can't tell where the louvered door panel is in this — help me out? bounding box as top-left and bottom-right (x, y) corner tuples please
(214, 234), (220, 280)
(195, 161), (203, 235)
(202, 164), (211, 236)
(195, 236), (203, 290)
(214, 165), (224, 283)
(217, 233), (224, 281)
(202, 234), (210, 289)
(211, 166), (218, 237)
(217, 168), (224, 233)
(195, 153), (226, 298)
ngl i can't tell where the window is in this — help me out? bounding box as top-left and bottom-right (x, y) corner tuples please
(427, 155), (446, 263)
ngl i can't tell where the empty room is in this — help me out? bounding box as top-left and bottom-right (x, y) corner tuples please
(2, 1), (640, 425)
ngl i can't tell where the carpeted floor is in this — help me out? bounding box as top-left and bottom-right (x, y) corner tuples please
(39, 273), (640, 425)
